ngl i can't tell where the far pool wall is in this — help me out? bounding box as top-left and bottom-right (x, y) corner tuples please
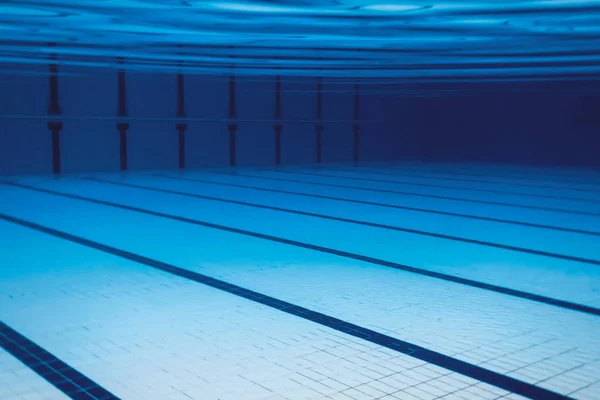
(0, 61), (405, 176)
(1, 60), (598, 176)
(412, 87), (600, 168)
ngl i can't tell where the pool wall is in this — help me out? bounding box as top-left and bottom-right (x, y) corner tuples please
(1, 62), (599, 176)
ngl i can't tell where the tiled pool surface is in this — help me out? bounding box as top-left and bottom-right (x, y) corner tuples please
(1, 162), (599, 400)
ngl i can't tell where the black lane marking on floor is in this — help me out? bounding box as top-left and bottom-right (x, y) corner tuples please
(364, 164), (600, 187)
(331, 166), (600, 196)
(0, 213), (574, 400)
(273, 169), (600, 205)
(87, 177), (600, 267)
(3, 181), (598, 317)
(0, 321), (120, 400)
(214, 170), (600, 217)
(155, 174), (600, 237)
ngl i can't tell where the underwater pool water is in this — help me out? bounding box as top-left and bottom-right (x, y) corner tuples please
(1, 162), (599, 400)
(1, 1), (600, 80)
(1, 1), (600, 400)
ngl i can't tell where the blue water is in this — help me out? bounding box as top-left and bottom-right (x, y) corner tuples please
(1, 2), (600, 400)
(1, 163), (599, 399)
(1, 1), (600, 80)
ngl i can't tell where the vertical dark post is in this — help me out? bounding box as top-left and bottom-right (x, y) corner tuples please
(47, 43), (63, 174)
(177, 125), (186, 169)
(274, 75), (283, 165)
(50, 126), (61, 174)
(116, 57), (129, 171)
(228, 75), (238, 167)
(315, 77), (323, 163)
(353, 81), (360, 165)
(176, 69), (187, 169)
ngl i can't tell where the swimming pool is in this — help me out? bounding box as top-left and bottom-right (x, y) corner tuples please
(1, 162), (599, 400)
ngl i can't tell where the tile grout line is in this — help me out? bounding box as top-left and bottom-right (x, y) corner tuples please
(3, 180), (599, 317)
(0, 211), (573, 400)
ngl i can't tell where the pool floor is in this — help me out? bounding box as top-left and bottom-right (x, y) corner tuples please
(1, 162), (599, 400)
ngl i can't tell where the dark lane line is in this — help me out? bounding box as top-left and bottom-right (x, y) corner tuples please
(0, 322), (120, 400)
(272, 169), (600, 204)
(155, 174), (600, 237)
(0, 212), (574, 400)
(3, 181), (598, 317)
(330, 166), (600, 195)
(211, 170), (600, 217)
(88, 177), (600, 266)
(357, 163), (600, 186)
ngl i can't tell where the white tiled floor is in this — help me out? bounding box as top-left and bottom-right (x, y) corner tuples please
(181, 166), (599, 234)
(248, 168), (600, 213)
(0, 222), (510, 400)
(8, 174), (600, 306)
(1, 162), (599, 400)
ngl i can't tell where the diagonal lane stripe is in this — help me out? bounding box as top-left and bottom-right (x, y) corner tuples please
(155, 173), (600, 237)
(221, 170), (600, 217)
(0, 212), (574, 400)
(88, 176), (600, 266)
(322, 165), (600, 196)
(0, 322), (120, 400)
(2, 180), (598, 317)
